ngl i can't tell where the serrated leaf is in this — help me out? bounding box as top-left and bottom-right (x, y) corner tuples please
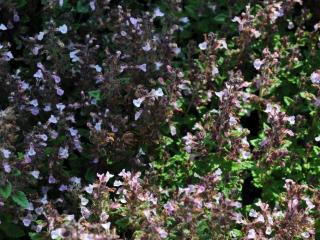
(12, 191), (29, 209)
(0, 182), (12, 199)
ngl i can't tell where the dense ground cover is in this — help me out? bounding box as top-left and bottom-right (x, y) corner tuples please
(0, 0), (319, 239)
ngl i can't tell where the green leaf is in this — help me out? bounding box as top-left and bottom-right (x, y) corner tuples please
(89, 90), (101, 101)
(214, 13), (228, 24)
(29, 232), (46, 240)
(76, 1), (89, 13)
(283, 96), (294, 106)
(12, 191), (30, 209)
(0, 223), (25, 238)
(85, 168), (96, 182)
(0, 182), (12, 199)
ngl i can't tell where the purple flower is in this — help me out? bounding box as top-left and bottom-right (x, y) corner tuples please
(56, 87), (64, 96)
(27, 145), (36, 156)
(33, 69), (43, 79)
(3, 51), (14, 61)
(57, 24), (68, 34)
(310, 71), (320, 84)
(2, 149), (11, 158)
(48, 115), (58, 124)
(59, 184), (68, 192)
(69, 127), (78, 136)
(198, 41), (208, 50)
(136, 64), (147, 72)
(56, 103), (66, 112)
(153, 7), (164, 17)
(0, 24), (7, 30)
(52, 75), (61, 83)
(133, 97), (145, 107)
(3, 162), (11, 173)
(58, 147), (69, 159)
(30, 170), (40, 179)
(49, 175), (57, 184)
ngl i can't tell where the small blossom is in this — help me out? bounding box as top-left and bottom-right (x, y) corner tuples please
(56, 103), (66, 112)
(310, 71), (320, 84)
(153, 7), (164, 17)
(80, 195), (89, 206)
(30, 170), (40, 179)
(80, 206), (91, 218)
(101, 222), (111, 231)
(170, 125), (177, 136)
(44, 104), (52, 112)
(155, 61), (163, 70)
(229, 116), (237, 126)
(56, 87), (64, 96)
(215, 90), (225, 101)
(57, 24), (68, 34)
(133, 97), (145, 108)
(198, 41), (208, 50)
(33, 69), (43, 79)
(0, 24), (7, 30)
(136, 63), (147, 72)
(2, 149), (11, 158)
(249, 209), (258, 218)
(253, 58), (264, 70)
(212, 65), (219, 76)
(135, 110), (143, 120)
(58, 147), (69, 159)
(70, 176), (81, 185)
(129, 17), (138, 27)
(288, 21), (295, 29)
(51, 228), (65, 239)
(156, 227), (168, 239)
(37, 31), (45, 41)
(142, 41), (152, 51)
(89, 1), (96, 10)
(27, 145), (36, 156)
(59, 184), (68, 192)
(52, 75), (61, 83)
(286, 116), (295, 125)
(301, 232), (310, 239)
(113, 180), (123, 187)
(266, 226), (272, 235)
(241, 149), (250, 159)
(94, 121), (102, 131)
(180, 17), (189, 23)
(48, 115), (58, 124)
(70, 50), (80, 62)
(150, 88), (164, 98)
(29, 99), (39, 107)
(48, 175), (57, 184)
(22, 214), (33, 227)
(97, 172), (114, 183)
(3, 51), (14, 61)
(84, 184), (94, 194)
(69, 127), (78, 137)
(92, 64), (102, 72)
(3, 162), (11, 173)
(247, 229), (256, 239)
(304, 197), (315, 210)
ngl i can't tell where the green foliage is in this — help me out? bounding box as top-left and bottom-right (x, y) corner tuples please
(11, 191), (29, 209)
(0, 182), (12, 199)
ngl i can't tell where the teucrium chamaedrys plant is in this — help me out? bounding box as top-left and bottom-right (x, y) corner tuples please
(0, 0), (319, 239)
